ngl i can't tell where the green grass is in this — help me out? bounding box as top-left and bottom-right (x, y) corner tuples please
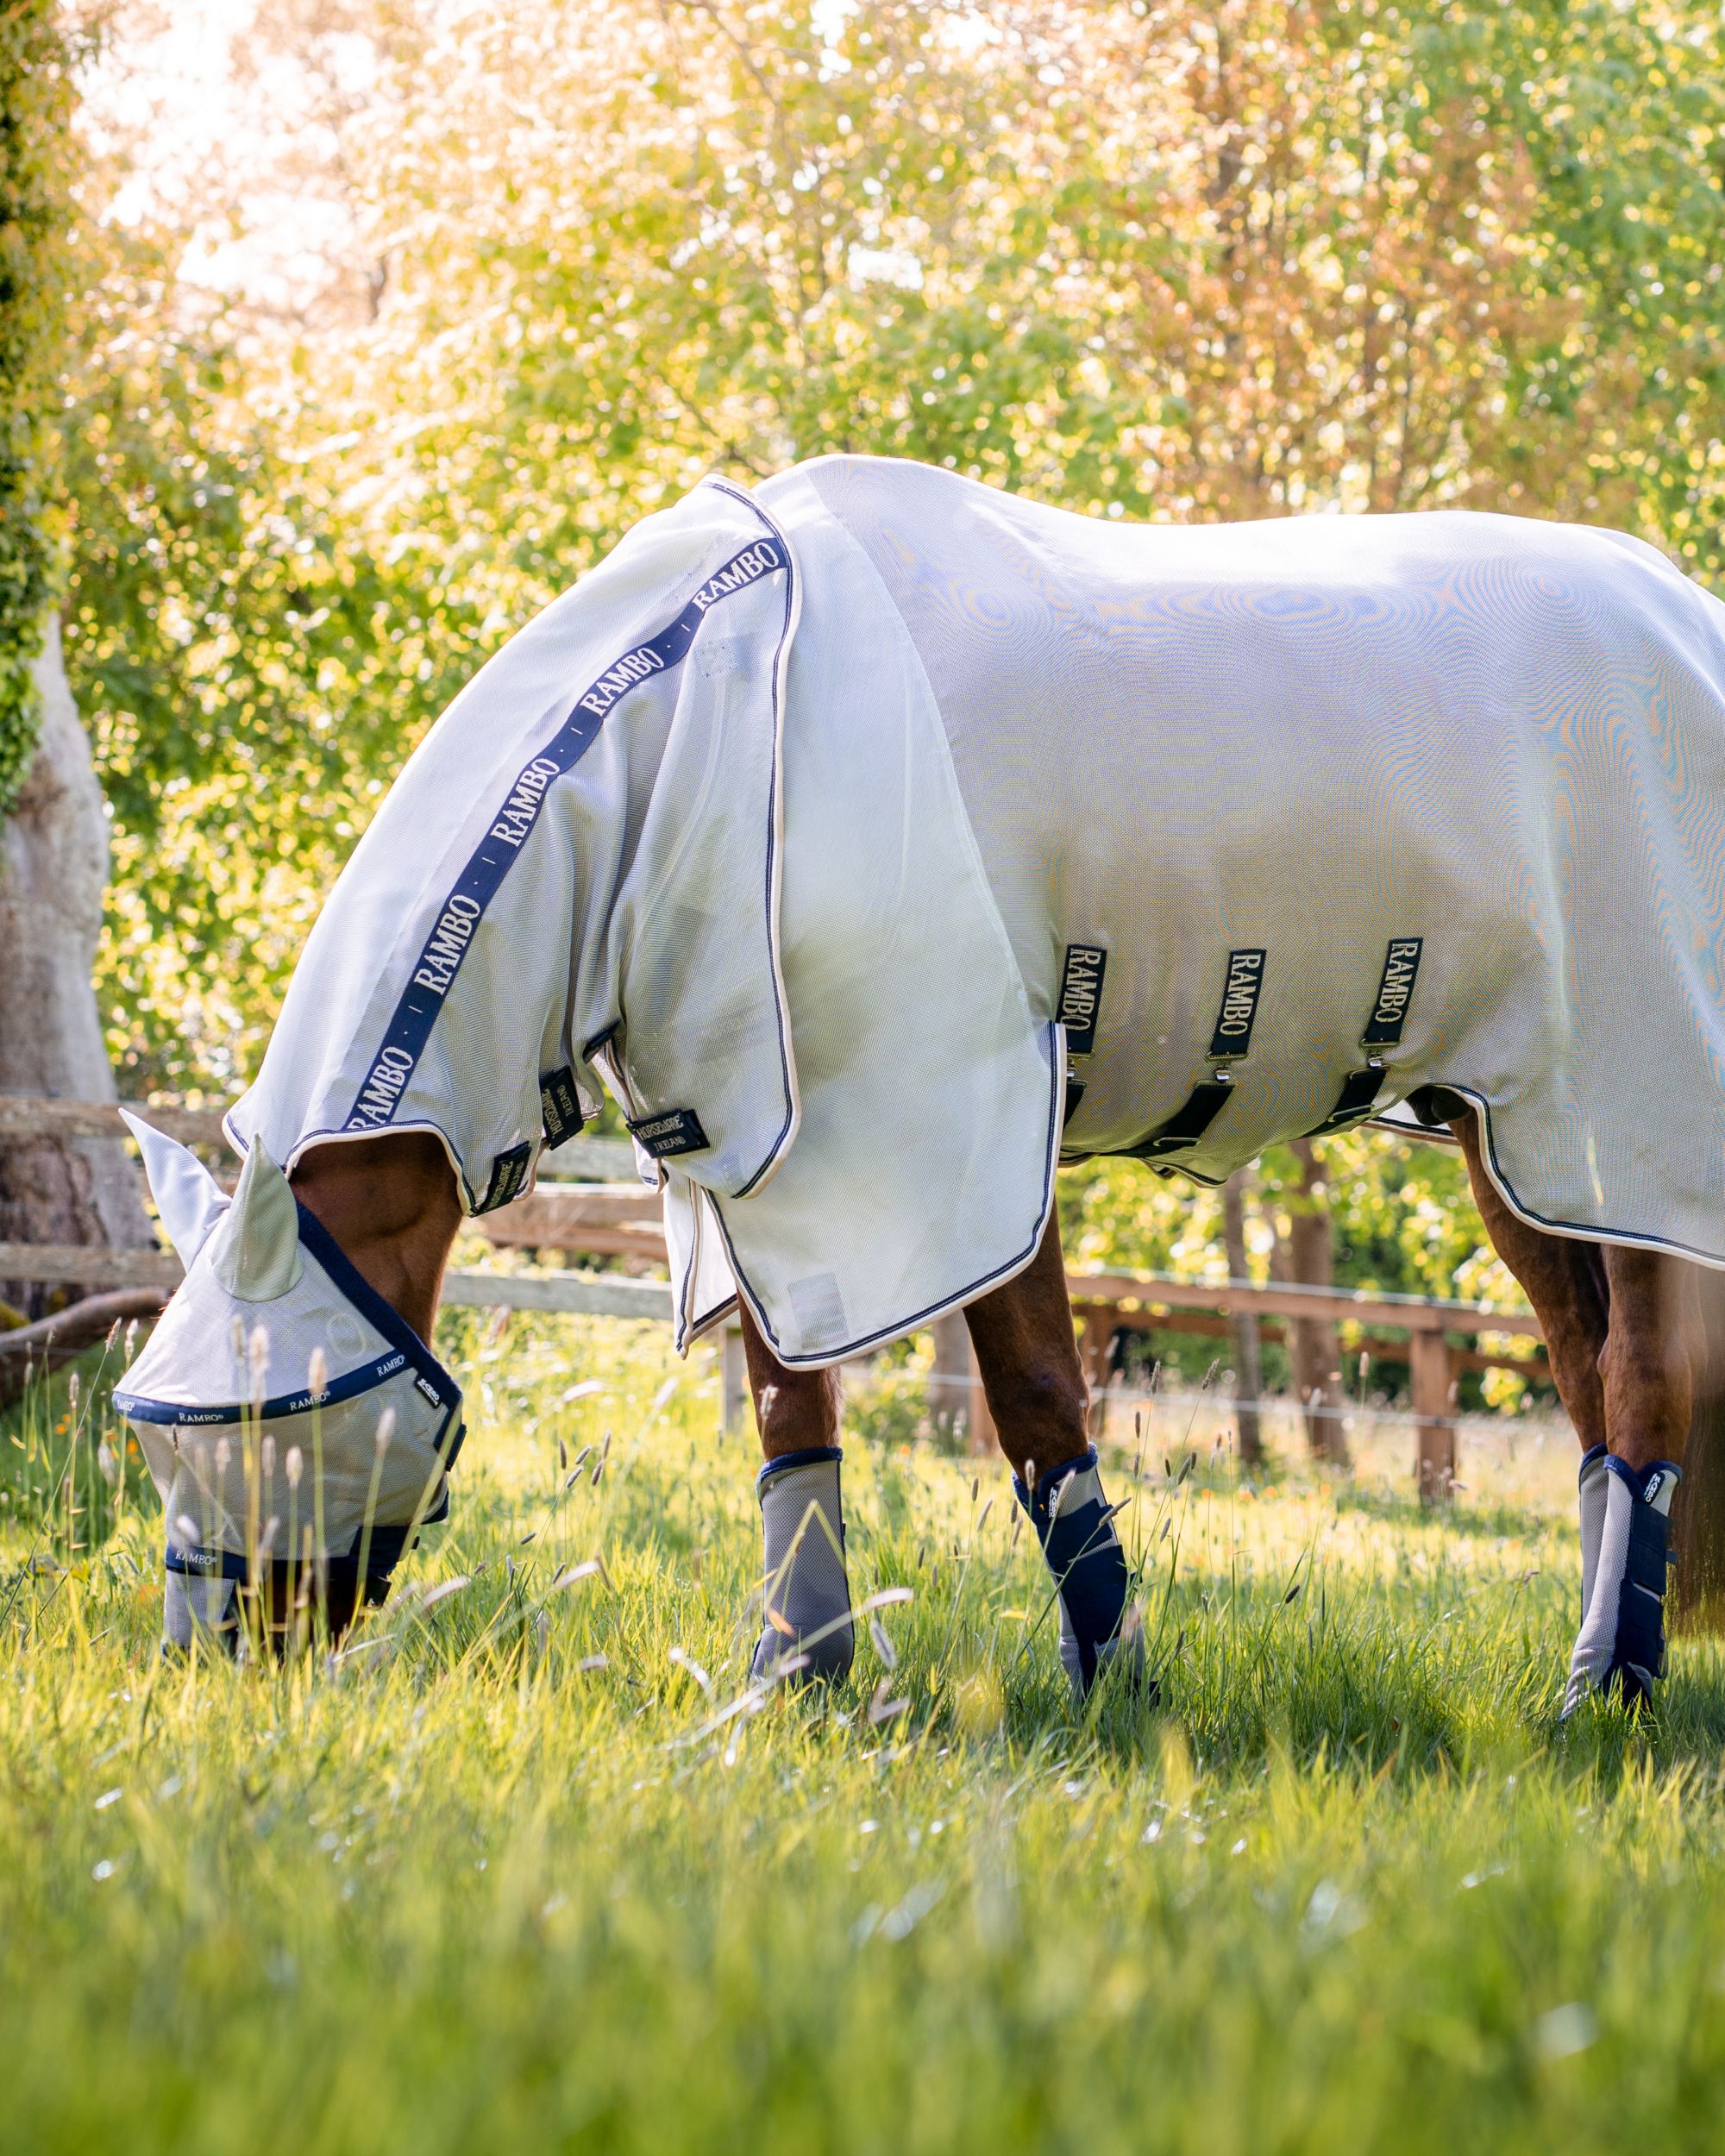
(5, 1315), (1725, 2155)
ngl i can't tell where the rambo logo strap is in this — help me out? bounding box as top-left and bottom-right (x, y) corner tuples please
(1126, 949), (1264, 1162)
(1303, 938), (1424, 1138)
(1129, 1072), (1238, 1160)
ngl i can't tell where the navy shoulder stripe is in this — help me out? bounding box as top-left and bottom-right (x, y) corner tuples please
(342, 533), (790, 1138)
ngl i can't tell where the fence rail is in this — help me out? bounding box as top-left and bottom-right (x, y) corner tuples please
(0, 1094), (638, 1183)
(1, 1094), (1524, 1497)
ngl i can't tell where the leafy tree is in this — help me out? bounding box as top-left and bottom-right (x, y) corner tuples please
(60, 229), (495, 1088)
(58, 0), (1725, 1346)
(0, 0), (77, 810)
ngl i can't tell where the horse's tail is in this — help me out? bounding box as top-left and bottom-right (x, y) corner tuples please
(1672, 1261), (1725, 1632)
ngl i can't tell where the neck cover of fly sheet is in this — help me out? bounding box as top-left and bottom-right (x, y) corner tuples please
(229, 477), (806, 1213)
(172, 453), (1725, 1394)
(218, 465), (1060, 1367)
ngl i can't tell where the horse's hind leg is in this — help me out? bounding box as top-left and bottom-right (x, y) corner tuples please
(1452, 1109), (1693, 1708)
(1449, 1111), (1610, 1453)
(963, 1212), (1147, 1702)
(735, 1304), (854, 1683)
(1565, 1244), (1696, 1706)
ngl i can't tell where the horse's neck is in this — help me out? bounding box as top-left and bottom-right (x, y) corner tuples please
(290, 1133), (462, 1343)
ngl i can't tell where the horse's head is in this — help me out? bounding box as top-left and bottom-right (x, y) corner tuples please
(114, 1119), (464, 1590)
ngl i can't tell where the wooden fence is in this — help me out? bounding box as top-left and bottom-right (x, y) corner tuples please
(3, 1095), (1542, 1498)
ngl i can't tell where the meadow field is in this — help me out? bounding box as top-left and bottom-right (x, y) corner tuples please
(6, 1311), (1725, 2156)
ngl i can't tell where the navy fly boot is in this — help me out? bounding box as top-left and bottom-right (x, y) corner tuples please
(1014, 1447), (1146, 1702)
(1563, 1453), (1681, 1714)
(751, 1446), (855, 1684)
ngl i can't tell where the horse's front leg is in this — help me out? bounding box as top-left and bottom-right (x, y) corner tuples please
(737, 1306), (854, 1683)
(963, 1212), (1146, 1702)
(1565, 1244), (1697, 1708)
(1451, 1109), (1694, 1709)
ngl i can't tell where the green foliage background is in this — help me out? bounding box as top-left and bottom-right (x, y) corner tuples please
(46, 0), (1725, 1309)
(0, 0), (76, 811)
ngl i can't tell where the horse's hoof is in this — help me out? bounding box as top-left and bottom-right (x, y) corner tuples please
(1068, 1619), (1156, 1708)
(750, 1621), (855, 1687)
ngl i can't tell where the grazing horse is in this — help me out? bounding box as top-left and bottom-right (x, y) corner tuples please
(116, 455), (1725, 1711)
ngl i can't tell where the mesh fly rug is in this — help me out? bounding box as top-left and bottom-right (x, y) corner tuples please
(219, 454), (1725, 1376)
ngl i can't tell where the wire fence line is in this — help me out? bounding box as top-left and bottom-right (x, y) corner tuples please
(905, 1367), (1533, 1439)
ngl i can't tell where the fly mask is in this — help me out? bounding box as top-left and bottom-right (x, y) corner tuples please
(113, 1113), (463, 1596)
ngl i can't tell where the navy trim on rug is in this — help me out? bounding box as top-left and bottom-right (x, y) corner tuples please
(341, 520), (793, 1142)
(712, 1019), (1063, 1369)
(1414, 1080), (1725, 1273)
(707, 479), (800, 1200)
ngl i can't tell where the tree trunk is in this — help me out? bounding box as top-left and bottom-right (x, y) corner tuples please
(1276, 1138), (1350, 1467)
(1221, 1175), (1264, 1468)
(0, 620), (152, 1319)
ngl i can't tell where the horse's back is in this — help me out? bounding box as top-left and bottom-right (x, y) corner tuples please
(769, 455), (1725, 1258)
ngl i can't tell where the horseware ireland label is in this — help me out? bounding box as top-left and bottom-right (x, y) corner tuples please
(1361, 937), (1424, 1048)
(1208, 949), (1266, 1060)
(1057, 944), (1108, 1056)
(629, 1107), (711, 1160)
(478, 1142), (533, 1213)
(539, 1065), (584, 1146)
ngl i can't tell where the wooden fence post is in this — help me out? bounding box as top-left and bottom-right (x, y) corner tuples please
(1079, 1306), (1113, 1441)
(963, 1320), (998, 1457)
(1410, 1324), (1456, 1504)
(720, 1320), (749, 1439)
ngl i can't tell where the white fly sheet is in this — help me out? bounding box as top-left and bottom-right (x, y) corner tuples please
(229, 455), (1725, 1369)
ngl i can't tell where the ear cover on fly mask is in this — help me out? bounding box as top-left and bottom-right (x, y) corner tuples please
(208, 1141), (304, 1301)
(1564, 1452), (1680, 1714)
(751, 1448), (855, 1683)
(120, 1109), (231, 1267)
(1014, 1449), (1148, 1704)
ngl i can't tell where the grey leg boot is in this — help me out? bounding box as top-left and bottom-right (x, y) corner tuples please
(751, 1447), (855, 1684)
(163, 1563), (239, 1658)
(1563, 1454), (1680, 1714)
(1576, 1443), (1609, 1633)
